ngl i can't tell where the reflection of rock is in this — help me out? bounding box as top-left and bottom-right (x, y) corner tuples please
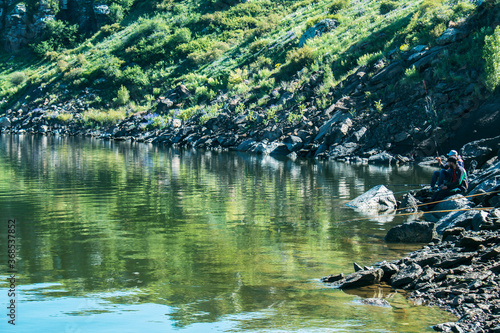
(360, 298), (391, 307)
(347, 185), (397, 212)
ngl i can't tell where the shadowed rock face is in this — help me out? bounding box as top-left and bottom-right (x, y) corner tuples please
(0, 0), (110, 52)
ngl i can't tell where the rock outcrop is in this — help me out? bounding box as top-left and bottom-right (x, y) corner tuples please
(299, 19), (338, 48)
(346, 185), (397, 212)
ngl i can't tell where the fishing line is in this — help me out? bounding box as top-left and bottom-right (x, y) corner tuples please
(339, 207), (494, 224)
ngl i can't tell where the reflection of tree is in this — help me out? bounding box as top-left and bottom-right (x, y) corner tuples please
(0, 135), (437, 329)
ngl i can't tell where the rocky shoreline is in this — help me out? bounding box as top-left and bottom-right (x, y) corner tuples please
(322, 144), (500, 332)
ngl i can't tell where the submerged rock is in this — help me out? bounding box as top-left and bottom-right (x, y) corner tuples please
(360, 298), (391, 307)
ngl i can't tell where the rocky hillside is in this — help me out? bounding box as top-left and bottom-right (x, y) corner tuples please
(0, 0), (500, 161)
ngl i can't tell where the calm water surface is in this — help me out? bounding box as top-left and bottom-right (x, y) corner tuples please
(0, 134), (455, 332)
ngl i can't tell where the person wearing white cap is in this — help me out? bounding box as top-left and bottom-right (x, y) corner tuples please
(430, 150), (464, 190)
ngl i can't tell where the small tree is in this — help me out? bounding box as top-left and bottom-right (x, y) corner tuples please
(484, 26), (500, 92)
(116, 86), (130, 106)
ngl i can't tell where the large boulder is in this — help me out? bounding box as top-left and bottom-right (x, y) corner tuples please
(346, 185), (397, 212)
(468, 160), (500, 193)
(425, 194), (471, 222)
(434, 209), (486, 234)
(329, 142), (359, 159)
(460, 135), (500, 170)
(298, 19), (338, 48)
(314, 111), (351, 143)
(0, 117), (11, 128)
(385, 221), (436, 243)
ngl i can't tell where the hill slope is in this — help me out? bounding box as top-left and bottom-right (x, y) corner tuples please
(1, 0), (499, 160)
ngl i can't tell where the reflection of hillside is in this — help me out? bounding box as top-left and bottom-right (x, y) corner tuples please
(0, 134), (440, 330)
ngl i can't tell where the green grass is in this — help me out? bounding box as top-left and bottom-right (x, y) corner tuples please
(0, 0), (493, 126)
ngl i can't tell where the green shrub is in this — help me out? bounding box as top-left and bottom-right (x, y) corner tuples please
(32, 20), (81, 55)
(170, 28), (192, 45)
(122, 65), (149, 87)
(380, 0), (399, 15)
(403, 65), (421, 84)
(10, 72), (27, 86)
(116, 86), (130, 106)
(249, 39), (268, 53)
(306, 16), (324, 30)
(285, 45), (317, 73)
(484, 26), (500, 92)
(357, 51), (382, 67)
(419, 0), (444, 14)
(329, 0), (349, 14)
(82, 109), (126, 126)
(109, 4), (125, 23)
(99, 23), (122, 37)
(187, 42), (229, 66)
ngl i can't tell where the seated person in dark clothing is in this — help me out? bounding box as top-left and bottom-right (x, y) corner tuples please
(430, 150), (465, 190)
(430, 156), (468, 205)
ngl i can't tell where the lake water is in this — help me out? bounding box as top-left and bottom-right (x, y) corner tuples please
(0, 134), (455, 332)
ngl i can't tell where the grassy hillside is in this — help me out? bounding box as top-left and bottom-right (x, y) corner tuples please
(0, 0), (498, 129)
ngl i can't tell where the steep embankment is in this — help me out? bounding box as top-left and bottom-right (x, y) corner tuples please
(0, 0), (499, 161)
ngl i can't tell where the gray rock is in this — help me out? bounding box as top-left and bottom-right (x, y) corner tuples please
(385, 221), (436, 243)
(236, 139), (257, 152)
(0, 117), (11, 128)
(283, 135), (303, 152)
(434, 209), (481, 234)
(433, 322), (464, 333)
(360, 298), (391, 307)
(436, 28), (466, 45)
(172, 119), (182, 128)
(329, 142), (359, 159)
(298, 19), (338, 48)
(314, 112), (351, 143)
(321, 273), (344, 283)
(427, 194), (471, 221)
(94, 5), (110, 15)
(399, 193), (419, 212)
(461, 135), (500, 170)
(370, 62), (404, 85)
(353, 262), (363, 272)
(339, 268), (384, 289)
(368, 152), (396, 165)
(269, 143), (290, 156)
(261, 127), (282, 142)
(390, 262), (423, 288)
(380, 262), (399, 281)
(346, 185), (397, 212)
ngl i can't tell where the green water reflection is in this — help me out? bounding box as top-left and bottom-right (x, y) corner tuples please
(0, 134), (455, 332)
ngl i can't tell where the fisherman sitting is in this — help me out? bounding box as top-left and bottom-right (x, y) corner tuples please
(430, 150), (464, 190)
(429, 156), (468, 206)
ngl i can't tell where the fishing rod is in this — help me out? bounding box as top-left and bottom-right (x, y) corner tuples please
(345, 189), (500, 216)
(340, 207), (494, 224)
(400, 189), (500, 212)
